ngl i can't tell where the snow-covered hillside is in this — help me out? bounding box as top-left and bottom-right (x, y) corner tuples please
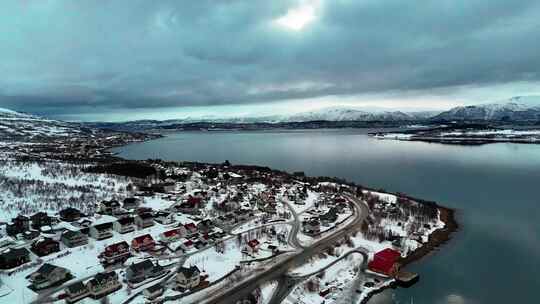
(0, 108), (88, 140)
(433, 96), (540, 121)
(277, 107), (424, 122)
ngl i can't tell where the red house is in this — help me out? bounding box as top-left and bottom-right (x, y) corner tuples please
(99, 241), (131, 264)
(184, 223), (197, 235)
(132, 234), (155, 252)
(245, 239), (260, 254)
(368, 248), (401, 276)
(187, 196), (202, 206)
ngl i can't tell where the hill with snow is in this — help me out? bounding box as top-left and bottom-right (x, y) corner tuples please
(432, 96), (540, 122)
(0, 108), (112, 141)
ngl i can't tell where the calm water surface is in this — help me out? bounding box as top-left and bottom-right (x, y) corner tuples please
(114, 129), (540, 304)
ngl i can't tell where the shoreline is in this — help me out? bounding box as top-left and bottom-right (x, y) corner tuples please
(358, 206), (458, 304)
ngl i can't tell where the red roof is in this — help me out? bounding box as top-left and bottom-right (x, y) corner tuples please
(368, 248), (401, 275)
(184, 240), (193, 247)
(184, 223), (197, 231)
(104, 241), (129, 253)
(163, 229), (179, 238)
(132, 234), (154, 244)
(375, 248), (401, 261)
(187, 196), (202, 205)
(247, 239), (260, 248)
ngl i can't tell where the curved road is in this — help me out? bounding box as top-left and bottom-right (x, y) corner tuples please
(201, 193), (369, 304)
(269, 248), (369, 304)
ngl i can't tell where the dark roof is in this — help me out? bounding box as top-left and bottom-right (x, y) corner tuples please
(93, 222), (113, 230)
(117, 217), (135, 225)
(91, 271), (118, 285)
(0, 247), (30, 260)
(33, 237), (58, 246)
(59, 207), (81, 216)
(66, 281), (86, 294)
(123, 197), (139, 205)
(31, 212), (50, 220)
(155, 211), (170, 217)
(145, 284), (163, 293)
(138, 213), (153, 220)
(129, 260), (154, 273)
(101, 200), (120, 207)
(178, 266), (200, 278)
(14, 214), (29, 221)
(34, 263), (65, 275)
(62, 230), (84, 239)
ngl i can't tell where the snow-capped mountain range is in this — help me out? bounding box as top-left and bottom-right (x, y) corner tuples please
(432, 96), (540, 121)
(0, 107), (124, 141)
(2, 96), (540, 135)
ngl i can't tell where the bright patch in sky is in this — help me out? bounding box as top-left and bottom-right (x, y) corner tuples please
(275, 1), (318, 31)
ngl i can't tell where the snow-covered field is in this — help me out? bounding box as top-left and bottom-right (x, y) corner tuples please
(0, 160), (133, 222)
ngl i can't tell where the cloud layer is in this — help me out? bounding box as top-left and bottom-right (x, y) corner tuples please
(2, 0), (540, 117)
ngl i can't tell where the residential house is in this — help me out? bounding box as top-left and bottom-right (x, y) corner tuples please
(182, 239), (194, 251)
(131, 234), (155, 252)
(233, 209), (251, 222)
(302, 218), (321, 235)
(368, 248), (401, 276)
(196, 219), (213, 234)
(31, 237), (60, 257)
(126, 260), (165, 283)
(184, 223), (197, 236)
(215, 213), (235, 227)
(245, 239), (260, 254)
(122, 197), (140, 210)
(176, 266), (201, 290)
(86, 271), (122, 299)
(61, 230), (88, 248)
(59, 207), (83, 222)
(135, 213), (154, 229)
(319, 208), (339, 226)
(98, 200), (121, 215)
(28, 263), (71, 289)
(6, 223), (26, 237)
(30, 212), (54, 229)
(99, 241), (131, 265)
(90, 223), (113, 240)
(0, 247), (30, 269)
(114, 217), (136, 234)
(172, 202), (199, 215)
(65, 282), (88, 303)
(162, 182), (176, 192)
(7, 215), (31, 236)
(160, 228), (186, 243)
(13, 215), (31, 230)
(144, 284), (164, 300)
(154, 211), (174, 225)
(23, 230), (40, 240)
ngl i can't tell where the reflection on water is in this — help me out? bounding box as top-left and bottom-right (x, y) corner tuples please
(114, 130), (540, 304)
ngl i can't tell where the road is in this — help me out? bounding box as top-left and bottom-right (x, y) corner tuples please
(282, 200), (304, 249)
(269, 248), (369, 304)
(201, 193), (369, 304)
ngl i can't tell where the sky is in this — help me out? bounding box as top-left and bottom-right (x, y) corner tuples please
(2, 0), (540, 121)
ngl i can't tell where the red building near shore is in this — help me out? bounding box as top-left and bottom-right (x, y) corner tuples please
(368, 248), (401, 276)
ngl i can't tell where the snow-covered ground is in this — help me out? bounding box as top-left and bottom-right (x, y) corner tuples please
(0, 160), (133, 221)
(260, 281), (278, 304)
(284, 252), (366, 304)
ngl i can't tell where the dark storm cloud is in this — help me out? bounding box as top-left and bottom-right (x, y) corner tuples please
(1, 0), (540, 116)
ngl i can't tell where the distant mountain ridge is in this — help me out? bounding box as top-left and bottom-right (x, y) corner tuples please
(3, 95), (540, 135)
(432, 96), (540, 122)
(0, 108), (130, 141)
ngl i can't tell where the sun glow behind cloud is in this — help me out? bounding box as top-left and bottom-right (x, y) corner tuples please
(274, 0), (319, 31)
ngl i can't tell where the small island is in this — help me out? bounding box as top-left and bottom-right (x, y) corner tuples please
(371, 123), (540, 145)
(0, 124), (457, 304)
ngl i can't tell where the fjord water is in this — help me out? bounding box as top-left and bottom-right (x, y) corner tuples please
(114, 129), (540, 304)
